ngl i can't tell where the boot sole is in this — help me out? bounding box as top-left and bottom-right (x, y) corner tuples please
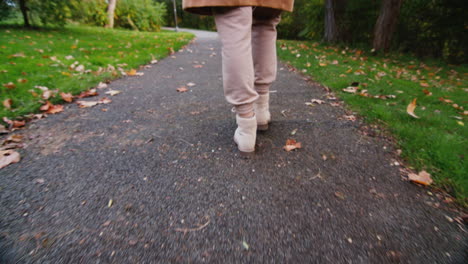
(239, 151), (255, 159)
(257, 124), (269, 131)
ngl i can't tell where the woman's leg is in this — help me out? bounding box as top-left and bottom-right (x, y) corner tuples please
(213, 7), (257, 156)
(251, 8), (281, 129)
(213, 6), (258, 118)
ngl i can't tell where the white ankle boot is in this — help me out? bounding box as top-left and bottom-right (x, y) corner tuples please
(233, 114), (257, 157)
(254, 93), (270, 131)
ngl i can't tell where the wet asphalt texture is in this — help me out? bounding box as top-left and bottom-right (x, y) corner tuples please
(0, 29), (466, 263)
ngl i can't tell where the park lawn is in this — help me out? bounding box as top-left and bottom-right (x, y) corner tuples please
(278, 40), (467, 205)
(0, 25), (194, 121)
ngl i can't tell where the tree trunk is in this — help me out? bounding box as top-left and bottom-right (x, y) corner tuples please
(106, 0), (117, 28)
(324, 0), (338, 43)
(373, 0), (404, 52)
(18, 0), (30, 27)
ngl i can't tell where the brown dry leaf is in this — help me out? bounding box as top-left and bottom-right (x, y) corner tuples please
(12, 120), (26, 128)
(193, 65), (203, 68)
(77, 89), (98, 98)
(3, 99), (12, 109)
(96, 82), (108, 89)
(41, 90), (52, 100)
(335, 191), (345, 200)
(408, 170), (433, 186)
(177, 86), (188, 93)
(422, 89), (432, 96)
(45, 104), (63, 114)
(60, 92), (73, 102)
(17, 78), (28, 83)
(406, 98), (420, 118)
(40, 101), (52, 111)
(4, 134), (23, 143)
(168, 47), (175, 55)
(438, 97), (453, 104)
(76, 101), (99, 108)
(0, 125), (8, 134)
(0, 150), (20, 169)
(283, 139), (302, 151)
(3, 82), (16, 89)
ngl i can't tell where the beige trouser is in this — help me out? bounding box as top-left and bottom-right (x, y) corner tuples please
(213, 6), (281, 115)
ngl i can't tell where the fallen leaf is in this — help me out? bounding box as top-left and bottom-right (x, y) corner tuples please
(3, 99), (12, 109)
(408, 170), (433, 186)
(0, 150), (20, 169)
(310, 99), (325, 104)
(76, 101), (99, 108)
(283, 139), (302, 151)
(45, 104), (63, 114)
(2, 82), (16, 89)
(457, 121), (464, 126)
(17, 78), (28, 83)
(344, 115), (356, 121)
(186, 82), (196, 87)
(40, 101), (52, 111)
(60, 92), (73, 102)
(99, 97), (112, 104)
(422, 89), (432, 96)
(342, 86), (358, 93)
(77, 89), (98, 98)
(11, 120), (25, 128)
(242, 241), (249, 250)
(290, 128), (298, 135)
(193, 64), (203, 68)
(105, 90), (121, 96)
(407, 98), (420, 118)
(108, 199), (113, 207)
(420, 81), (429, 87)
(41, 90), (52, 100)
(335, 191), (345, 199)
(97, 82), (107, 89)
(177, 87), (188, 93)
(127, 69), (137, 76)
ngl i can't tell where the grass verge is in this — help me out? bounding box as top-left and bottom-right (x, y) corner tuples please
(277, 40), (467, 205)
(0, 25), (194, 121)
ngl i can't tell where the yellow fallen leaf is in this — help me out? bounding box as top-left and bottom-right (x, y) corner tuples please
(127, 69), (137, 76)
(407, 98), (419, 118)
(108, 199), (113, 207)
(408, 170), (433, 186)
(457, 121), (464, 126)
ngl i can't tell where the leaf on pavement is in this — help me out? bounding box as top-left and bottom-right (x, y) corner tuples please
(177, 86), (188, 93)
(105, 90), (121, 96)
(76, 100), (99, 108)
(60, 92), (73, 102)
(407, 98), (419, 118)
(127, 69), (137, 76)
(99, 97), (112, 104)
(310, 99), (325, 104)
(283, 139), (302, 151)
(45, 104), (63, 114)
(408, 170), (433, 186)
(0, 150), (20, 169)
(77, 89), (98, 98)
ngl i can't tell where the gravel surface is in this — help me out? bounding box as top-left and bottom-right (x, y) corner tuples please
(0, 29), (466, 263)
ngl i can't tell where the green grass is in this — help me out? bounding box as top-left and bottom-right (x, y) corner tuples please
(0, 25), (194, 120)
(278, 40), (467, 204)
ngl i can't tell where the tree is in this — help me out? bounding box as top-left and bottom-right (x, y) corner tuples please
(18, 0), (30, 27)
(106, 0), (117, 28)
(324, 0), (338, 42)
(373, 0), (404, 52)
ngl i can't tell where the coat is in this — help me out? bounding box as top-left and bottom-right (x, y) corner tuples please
(182, 0), (294, 15)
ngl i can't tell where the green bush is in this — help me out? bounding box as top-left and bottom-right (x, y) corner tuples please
(115, 0), (166, 31)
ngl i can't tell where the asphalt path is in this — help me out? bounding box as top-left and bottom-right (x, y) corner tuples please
(0, 29), (466, 263)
